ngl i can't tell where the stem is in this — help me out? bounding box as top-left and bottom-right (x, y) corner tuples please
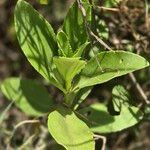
(95, 6), (119, 12)
(64, 92), (76, 106)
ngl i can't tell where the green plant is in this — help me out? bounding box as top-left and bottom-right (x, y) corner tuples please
(0, 0), (149, 149)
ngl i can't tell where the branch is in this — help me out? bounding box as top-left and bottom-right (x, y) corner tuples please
(145, 0), (149, 29)
(129, 73), (150, 104)
(77, 0), (112, 51)
(95, 6), (119, 12)
(14, 119), (40, 130)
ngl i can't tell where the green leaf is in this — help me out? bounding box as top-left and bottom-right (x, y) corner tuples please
(111, 85), (131, 113)
(1, 78), (53, 116)
(76, 51), (149, 89)
(62, 0), (92, 51)
(57, 30), (73, 57)
(53, 57), (86, 90)
(47, 106), (95, 150)
(104, 0), (122, 7)
(80, 103), (143, 133)
(73, 42), (90, 57)
(15, 0), (58, 84)
(73, 86), (93, 109)
(38, 0), (48, 5)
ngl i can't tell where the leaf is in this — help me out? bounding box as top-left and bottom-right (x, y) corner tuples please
(47, 106), (95, 150)
(111, 85), (131, 113)
(57, 30), (73, 57)
(104, 0), (122, 7)
(80, 103), (143, 133)
(73, 42), (90, 57)
(1, 78), (53, 116)
(76, 51), (149, 89)
(73, 86), (93, 109)
(62, 0), (92, 51)
(53, 57), (86, 90)
(15, 0), (59, 85)
(38, 0), (48, 5)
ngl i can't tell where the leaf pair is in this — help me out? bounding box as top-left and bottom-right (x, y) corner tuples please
(62, 0), (92, 51)
(53, 57), (86, 90)
(57, 30), (90, 57)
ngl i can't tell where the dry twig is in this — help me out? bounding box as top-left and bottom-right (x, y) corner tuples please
(94, 134), (106, 150)
(129, 73), (150, 104)
(145, 0), (149, 29)
(14, 119), (40, 130)
(95, 6), (119, 12)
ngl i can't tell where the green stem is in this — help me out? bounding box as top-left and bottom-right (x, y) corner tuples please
(64, 92), (76, 106)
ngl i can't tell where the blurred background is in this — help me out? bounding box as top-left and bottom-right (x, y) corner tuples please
(0, 0), (150, 149)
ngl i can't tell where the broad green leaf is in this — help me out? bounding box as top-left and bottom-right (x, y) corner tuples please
(62, 0), (92, 51)
(53, 57), (86, 90)
(76, 51), (149, 89)
(73, 42), (90, 57)
(57, 30), (73, 57)
(15, 0), (60, 88)
(47, 106), (95, 150)
(1, 78), (53, 116)
(80, 103), (143, 133)
(111, 85), (131, 113)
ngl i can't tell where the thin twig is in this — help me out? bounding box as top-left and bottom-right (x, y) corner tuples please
(88, 28), (112, 51)
(95, 6), (119, 12)
(145, 0), (149, 29)
(94, 134), (106, 150)
(129, 73), (150, 104)
(0, 101), (14, 125)
(77, 0), (112, 72)
(19, 134), (37, 150)
(14, 120), (40, 130)
(77, 0), (112, 51)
